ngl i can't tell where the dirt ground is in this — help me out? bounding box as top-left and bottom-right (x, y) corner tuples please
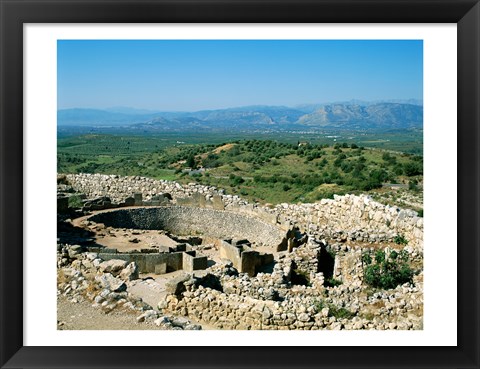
(57, 296), (152, 330)
(94, 229), (178, 252)
(57, 294), (214, 330)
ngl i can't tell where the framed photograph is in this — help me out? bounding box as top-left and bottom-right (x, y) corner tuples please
(1, 1), (479, 368)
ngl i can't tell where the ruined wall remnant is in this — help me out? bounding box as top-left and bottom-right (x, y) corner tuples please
(98, 250), (207, 274)
(98, 251), (183, 274)
(89, 206), (287, 249)
(219, 240), (274, 276)
(66, 173), (423, 252)
(183, 251), (208, 272)
(275, 194), (423, 251)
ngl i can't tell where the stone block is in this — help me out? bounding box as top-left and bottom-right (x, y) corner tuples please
(176, 197), (193, 206)
(95, 273), (126, 292)
(102, 248), (117, 254)
(165, 272), (191, 295)
(219, 240), (242, 270)
(212, 195), (225, 210)
(124, 197), (135, 206)
(158, 246), (170, 253)
(155, 263), (167, 275)
(172, 243), (187, 252)
(192, 192), (207, 207)
(192, 255), (208, 271)
(183, 252), (208, 272)
(240, 250), (260, 277)
(99, 259), (128, 275)
(134, 193), (143, 206)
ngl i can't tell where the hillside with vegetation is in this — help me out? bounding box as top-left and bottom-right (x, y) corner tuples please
(58, 136), (423, 211)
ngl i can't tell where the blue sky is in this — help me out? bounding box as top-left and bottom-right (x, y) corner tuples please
(57, 40), (423, 111)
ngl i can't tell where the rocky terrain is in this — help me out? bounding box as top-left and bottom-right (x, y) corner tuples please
(57, 173), (423, 330)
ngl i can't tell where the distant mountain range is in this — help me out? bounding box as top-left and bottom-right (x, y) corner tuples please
(57, 101), (423, 132)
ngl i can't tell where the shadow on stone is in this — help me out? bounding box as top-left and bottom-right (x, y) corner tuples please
(256, 260), (276, 274)
(57, 220), (96, 245)
(318, 246), (335, 280)
(195, 273), (223, 292)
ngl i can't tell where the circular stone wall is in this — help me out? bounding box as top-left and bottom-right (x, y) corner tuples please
(88, 206), (286, 248)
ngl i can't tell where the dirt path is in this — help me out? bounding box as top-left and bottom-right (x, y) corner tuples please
(57, 296), (152, 330)
(58, 295), (215, 330)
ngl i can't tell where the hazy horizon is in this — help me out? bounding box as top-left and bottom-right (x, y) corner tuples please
(58, 98), (424, 114)
(58, 40), (423, 111)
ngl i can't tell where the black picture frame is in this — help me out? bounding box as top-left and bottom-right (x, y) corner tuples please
(1, 1), (479, 368)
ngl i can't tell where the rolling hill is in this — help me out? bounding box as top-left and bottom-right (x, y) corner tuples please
(57, 102), (423, 131)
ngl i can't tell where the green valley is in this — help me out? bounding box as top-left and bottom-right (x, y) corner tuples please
(58, 134), (423, 210)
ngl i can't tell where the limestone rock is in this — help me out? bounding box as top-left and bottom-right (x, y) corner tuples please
(99, 259), (128, 276)
(68, 245), (85, 259)
(298, 313), (310, 322)
(119, 262), (139, 281)
(95, 273), (127, 292)
(185, 324), (202, 330)
(137, 310), (158, 323)
(154, 316), (170, 326)
(165, 273), (192, 296)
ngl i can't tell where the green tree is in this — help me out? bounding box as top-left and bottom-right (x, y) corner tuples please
(186, 154), (195, 168)
(404, 161), (423, 176)
(362, 249), (414, 289)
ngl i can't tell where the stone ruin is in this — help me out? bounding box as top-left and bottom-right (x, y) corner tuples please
(219, 239), (274, 277)
(57, 173), (424, 330)
(76, 205), (287, 277)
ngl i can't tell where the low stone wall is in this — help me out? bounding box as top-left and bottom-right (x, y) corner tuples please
(275, 194), (423, 251)
(98, 252), (183, 274)
(161, 282), (421, 330)
(98, 250), (208, 274)
(65, 173), (223, 203)
(219, 240), (274, 276)
(182, 252), (208, 272)
(65, 174), (423, 251)
(89, 206), (287, 249)
(219, 241), (243, 266)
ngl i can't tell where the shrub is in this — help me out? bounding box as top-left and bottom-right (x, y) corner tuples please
(329, 305), (356, 319)
(291, 269), (310, 286)
(312, 300), (355, 319)
(231, 175), (244, 186)
(68, 195), (83, 209)
(408, 179), (418, 191)
(403, 161), (423, 176)
(313, 299), (325, 312)
(325, 277), (342, 287)
(362, 249), (414, 290)
(186, 154), (196, 168)
(394, 234), (409, 245)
